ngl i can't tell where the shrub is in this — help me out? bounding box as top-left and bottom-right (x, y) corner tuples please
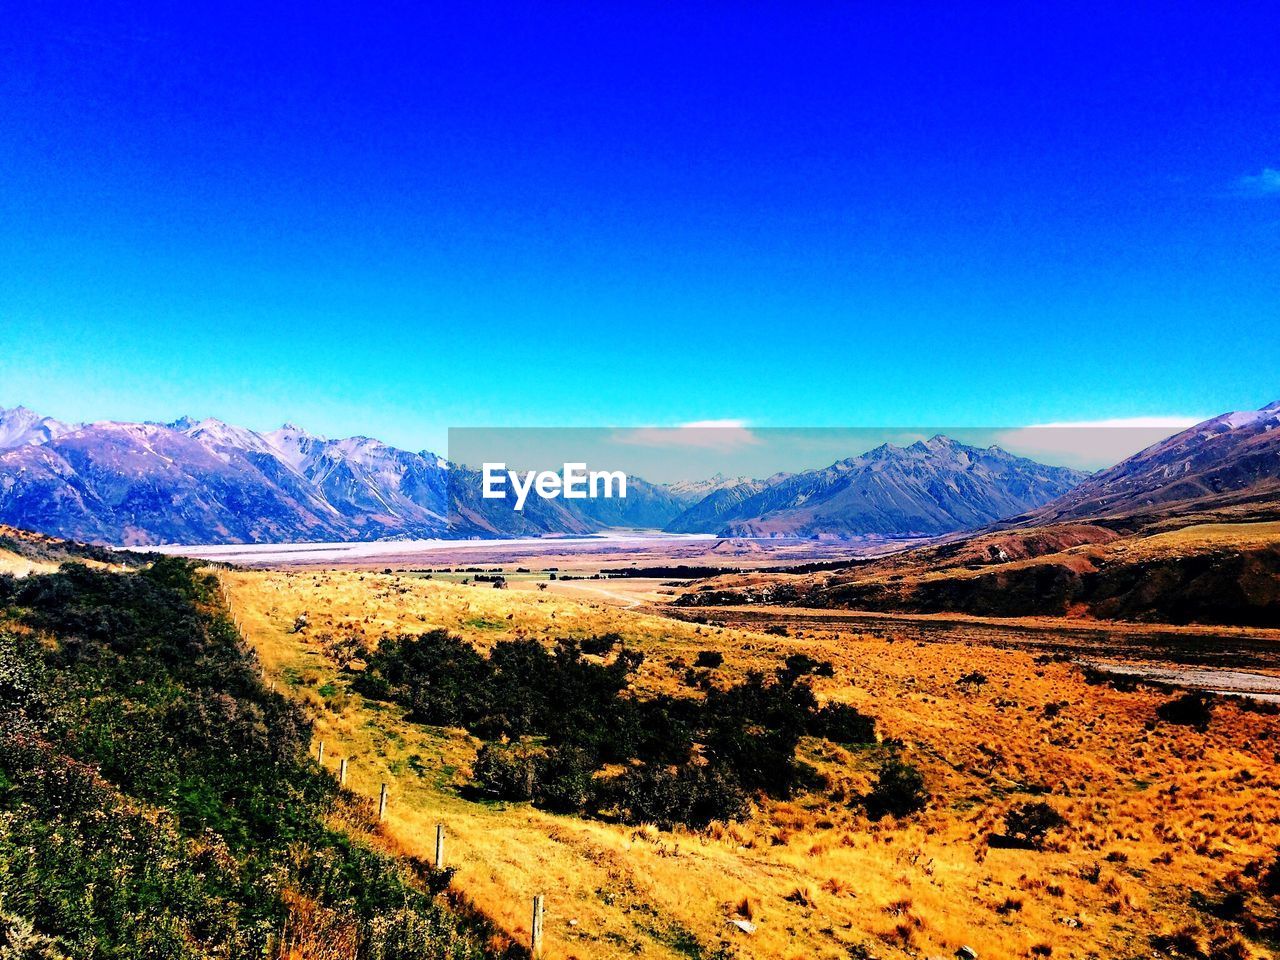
(606, 763), (748, 829)
(703, 671), (816, 795)
(535, 746), (597, 813)
(865, 759), (929, 819)
(579, 632), (621, 656)
(471, 742), (539, 801)
(364, 630), (877, 829)
(694, 650), (724, 669)
(1260, 855), (1280, 896)
(1000, 801), (1067, 850)
(1156, 691), (1215, 730)
(779, 653), (833, 680)
(355, 630), (489, 727)
(809, 703), (877, 744)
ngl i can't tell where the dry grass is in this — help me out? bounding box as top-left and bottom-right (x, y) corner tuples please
(0, 546), (58, 577)
(222, 568), (1280, 960)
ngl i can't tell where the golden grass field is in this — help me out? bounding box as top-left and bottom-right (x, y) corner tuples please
(221, 567), (1280, 960)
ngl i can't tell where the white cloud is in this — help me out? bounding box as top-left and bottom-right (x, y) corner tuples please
(994, 416), (1204, 469)
(612, 419), (762, 451)
(1237, 167), (1280, 197)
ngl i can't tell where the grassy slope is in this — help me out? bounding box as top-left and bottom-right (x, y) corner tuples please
(226, 568), (1280, 960)
(0, 560), (501, 960)
(0, 522), (150, 576)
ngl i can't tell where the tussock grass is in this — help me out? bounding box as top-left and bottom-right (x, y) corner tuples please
(223, 568), (1280, 960)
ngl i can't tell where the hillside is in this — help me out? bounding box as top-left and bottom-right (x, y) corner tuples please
(0, 557), (502, 958)
(1017, 400), (1280, 531)
(675, 402), (1280, 627)
(678, 521), (1280, 626)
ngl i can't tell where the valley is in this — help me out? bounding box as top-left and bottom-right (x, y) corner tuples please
(3, 401), (1280, 958)
(212, 565), (1280, 960)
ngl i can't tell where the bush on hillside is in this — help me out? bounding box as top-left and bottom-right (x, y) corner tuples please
(1156, 691), (1215, 730)
(1000, 801), (1067, 850)
(865, 759), (929, 819)
(0, 559), (500, 959)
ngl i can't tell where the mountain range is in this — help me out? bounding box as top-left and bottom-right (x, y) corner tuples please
(675, 401), (1280, 626)
(1, 405), (1088, 546)
(668, 436), (1088, 538)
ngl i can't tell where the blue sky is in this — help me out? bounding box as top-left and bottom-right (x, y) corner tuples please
(2, 3), (1277, 456)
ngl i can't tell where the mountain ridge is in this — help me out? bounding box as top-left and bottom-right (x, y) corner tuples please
(1015, 399), (1280, 531)
(1, 405), (1092, 546)
(668, 435), (1088, 539)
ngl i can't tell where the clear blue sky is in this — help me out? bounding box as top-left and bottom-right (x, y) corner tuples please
(2, 3), (1277, 454)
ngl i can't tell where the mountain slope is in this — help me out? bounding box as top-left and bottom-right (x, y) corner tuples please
(676, 402), (1280, 627)
(0, 405), (73, 449)
(0, 409), (1090, 546)
(1023, 400), (1280, 530)
(664, 477), (773, 533)
(0, 410), (690, 545)
(665, 473), (760, 503)
(678, 437), (1088, 539)
(0, 421), (360, 545)
(0, 411), (457, 545)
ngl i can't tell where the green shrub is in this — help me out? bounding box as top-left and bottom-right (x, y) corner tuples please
(471, 742), (539, 802)
(605, 763), (748, 829)
(809, 703), (877, 744)
(360, 628), (876, 829)
(865, 759), (929, 819)
(579, 633), (622, 656)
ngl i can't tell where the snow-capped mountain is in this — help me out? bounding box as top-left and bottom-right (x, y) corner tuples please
(667, 436), (1089, 539)
(0, 411), (455, 545)
(0, 406), (75, 449)
(664, 473), (759, 502)
(0, 405), (1101, 546)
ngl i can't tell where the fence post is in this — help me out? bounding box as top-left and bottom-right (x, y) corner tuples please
(378, 783), (388, 822)
(338, 757), (348, 787)
(531, 894), (545, 956)
(435, 824), (446, 868)
(317, 740), (324, 765)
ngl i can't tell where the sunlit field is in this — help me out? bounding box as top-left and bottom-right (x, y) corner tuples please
(222, 568), (1280, 960)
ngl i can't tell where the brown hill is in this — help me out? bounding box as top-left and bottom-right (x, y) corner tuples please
(677, 521), (1280, 627)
